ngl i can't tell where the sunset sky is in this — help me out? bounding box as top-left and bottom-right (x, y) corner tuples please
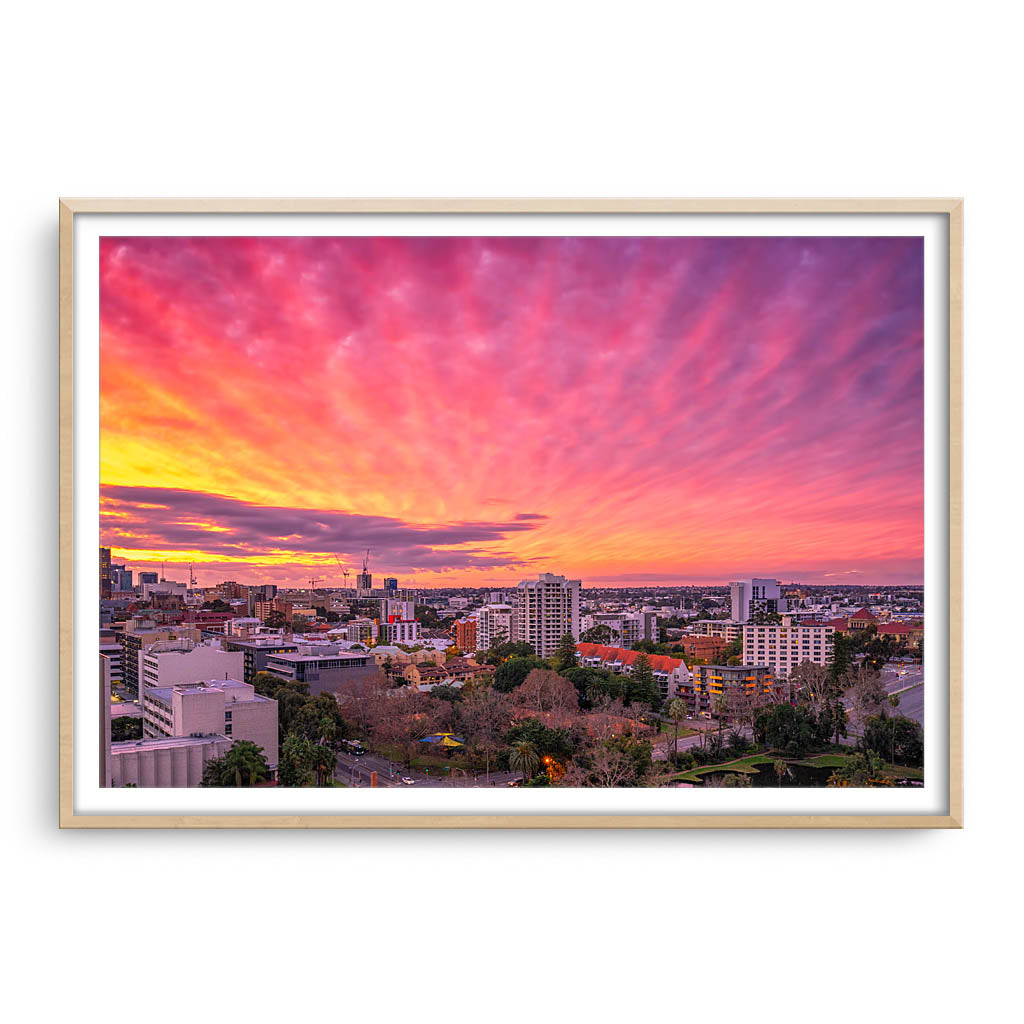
(99, 234), (923, 589)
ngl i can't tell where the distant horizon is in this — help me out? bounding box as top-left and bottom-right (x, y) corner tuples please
(100, 236), (924, 589)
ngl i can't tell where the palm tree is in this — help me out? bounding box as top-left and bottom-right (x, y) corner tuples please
(508, 740), (541, 782)
(212, 741), (269, 787)
(773, 759), (788, 786)
(311, 743), (337, 787)
(667, 697), (688, 760)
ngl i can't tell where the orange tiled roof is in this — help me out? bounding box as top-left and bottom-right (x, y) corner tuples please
(576, 642), (687, 673)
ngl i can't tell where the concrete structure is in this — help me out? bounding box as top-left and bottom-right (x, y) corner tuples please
(110, 734), (232, 788)
(100, 651), (113, 787)
(514, 573), (581, 658)
(688, 663), (774, 712)
(265, 647), (379, 696)
(141, 678), (278, 767)
(139, 639), (244, 691)
(475, 603), (514, 651)
(742, 615), (835, 677)
(729, 578), (787, 622)
(99, 639), (124, 688)
(575, 642), (690, 702)
(383, 577), (398, 593)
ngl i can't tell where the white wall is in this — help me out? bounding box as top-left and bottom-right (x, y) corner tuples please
(7, 3), (1015, 1023)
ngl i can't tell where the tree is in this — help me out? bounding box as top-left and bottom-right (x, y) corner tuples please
(861, 713), (923, 768)
(200, 741), (269, 787)
(630, 652), (660, 710)
(753, 703), (817, 757)
(666, 697), (688, 759)
(278, 733), (316, 787)
(845, 664), (888, 738)
(201, 599), (232, 613)
(827, 751), (893, 787)
(551, 632), (579, 673)
(712, 693), (730, 743)
(721, 637), (743, 661)
(111, 717), (142, 741)
(580, 624), (613, 645)
(508, 740), (541, 782)
(264, 610), (287, 629)
(513, 669), (579, 715)
(493, 656), (547, 693)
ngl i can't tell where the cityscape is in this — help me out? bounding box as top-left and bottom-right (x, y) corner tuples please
(99, 235), (924, 790)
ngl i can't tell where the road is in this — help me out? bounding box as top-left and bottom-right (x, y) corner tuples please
(881, 666), (924, 726)
(333, 749), (522, 788)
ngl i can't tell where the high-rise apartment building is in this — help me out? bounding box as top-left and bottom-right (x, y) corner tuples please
(383, 577), (398, 593)
(475, 603), (514, 651)
(453, 617), (477, 651)
(729, 578), (788, 622)
(513, 573), (581, 658)
(356, 570), (372, 593)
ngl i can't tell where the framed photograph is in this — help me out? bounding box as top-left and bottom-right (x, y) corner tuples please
(59, 198), (962, 828)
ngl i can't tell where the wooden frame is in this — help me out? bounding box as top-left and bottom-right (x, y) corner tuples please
(59, 197), (963, 829)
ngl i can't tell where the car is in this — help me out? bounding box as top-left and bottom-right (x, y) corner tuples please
(400, 777), (415, 785)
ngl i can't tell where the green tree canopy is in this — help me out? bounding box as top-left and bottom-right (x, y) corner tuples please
(200, 741), (269, 787)
(493, 656), (548, 693)
(551, 632), (579, 673)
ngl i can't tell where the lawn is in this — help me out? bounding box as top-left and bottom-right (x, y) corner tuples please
(668, 754), (776, 783)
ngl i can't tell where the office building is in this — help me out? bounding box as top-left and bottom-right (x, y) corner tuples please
(110, 734), (232, 788)
(100, 546), (113, 599)
(138, 571), (158, 585)
(265, 647), (379, 696)
(139, 638), (244, 691)
(514, 573), (581, 658)
(383, 577), (398, 593)
(118, 626), (203, 695)
(220, 635), (299, 686)
(141, 678), (278, 769)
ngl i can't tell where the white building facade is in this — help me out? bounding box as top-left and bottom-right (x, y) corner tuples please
(730, 578), (788, 622)
(475, 603), (514, 651)
(742, 615), (835, 677)
(514, 573), (581, 658)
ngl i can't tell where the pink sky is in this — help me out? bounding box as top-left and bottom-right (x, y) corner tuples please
(99, 235), (923, 588)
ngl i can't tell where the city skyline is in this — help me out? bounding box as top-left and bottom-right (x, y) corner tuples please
(100, 235), (924, 588)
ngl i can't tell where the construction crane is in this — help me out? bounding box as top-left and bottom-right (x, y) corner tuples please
(333, 554), (351, 590)
(362, 549), (370, 573)
(308, 576), (323, 609)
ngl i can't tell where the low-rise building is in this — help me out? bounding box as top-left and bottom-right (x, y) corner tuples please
(265, 647), (379, 695)
(110, 735), (232, 788)
(575, 642), (690, 702)
(141, 677), (278, 768)
(688, 663), (774, 712)
(139, 638), (244, 691)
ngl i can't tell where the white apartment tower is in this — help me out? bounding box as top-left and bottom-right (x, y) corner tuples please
(729, 578), (788, 622)
(475, 603), (514, 651)
(513, 573), (581, 658)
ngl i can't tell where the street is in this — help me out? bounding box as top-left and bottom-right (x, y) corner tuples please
(333, 749), (523, 788)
